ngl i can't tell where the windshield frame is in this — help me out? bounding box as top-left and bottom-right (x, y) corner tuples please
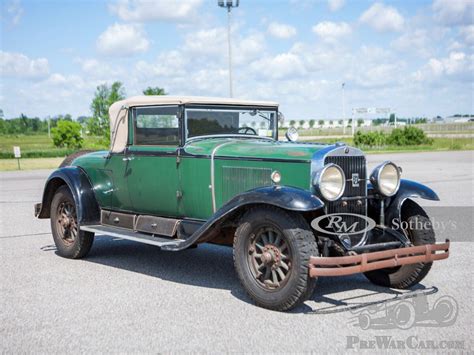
(184, 104), (279, 143)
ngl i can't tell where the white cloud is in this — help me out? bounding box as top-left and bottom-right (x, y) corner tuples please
(312, 21), (351, 42)
(459, 25), (474, 45)
(181, 27), (265, 66)
(135, 50), (187, 78)
(74, 58), (124, 80)
(433, 0), (474, 26)
(250, 53), (306, 80)
(414, 51), (474, 82)
(183, 27), (224, 56)
(359, 3), (405, 32)
(328, 0), (345, 12)
(6, 0), (23, 25)
(96, 23), (149, 56)
(391, 29), (432, 57)
(267, 22), (297, 39)
(0, 51), (49, 79)
(110, 0), (202, 22)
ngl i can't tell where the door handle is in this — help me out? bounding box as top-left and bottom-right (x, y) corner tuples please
(122, 156), (135, 161)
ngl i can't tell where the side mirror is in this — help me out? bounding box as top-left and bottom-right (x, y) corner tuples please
(285, 127), (299, 142)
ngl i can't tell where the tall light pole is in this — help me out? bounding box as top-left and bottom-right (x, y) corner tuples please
(218, 0), (239, 97)
(341, 82), (346, 135)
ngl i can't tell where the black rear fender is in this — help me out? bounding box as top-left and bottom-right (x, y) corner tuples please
(36, 167), (100, 225)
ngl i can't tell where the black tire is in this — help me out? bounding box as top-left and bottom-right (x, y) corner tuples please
(233, 206), (319, 311)
(364, 200), (435, 289)
(59, 150), (95, 168)
(50, 185), (94, 259)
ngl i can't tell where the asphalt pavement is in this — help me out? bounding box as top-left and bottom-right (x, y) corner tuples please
(0, 150), (472, 353)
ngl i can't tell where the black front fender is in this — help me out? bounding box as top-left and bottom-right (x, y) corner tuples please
(35, 167), (100, 225)
(162, 185), (323, 251)
(385, 179), (439, 224)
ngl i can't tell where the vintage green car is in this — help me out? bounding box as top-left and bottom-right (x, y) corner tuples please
(35, 96), (450, 311)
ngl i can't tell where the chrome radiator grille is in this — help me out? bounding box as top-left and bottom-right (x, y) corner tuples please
(324, 155), (367, 246)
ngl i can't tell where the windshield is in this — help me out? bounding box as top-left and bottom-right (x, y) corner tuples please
(185, 107), (277, 140)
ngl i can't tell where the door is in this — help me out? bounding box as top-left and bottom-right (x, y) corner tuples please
(125, 105), (181, 217)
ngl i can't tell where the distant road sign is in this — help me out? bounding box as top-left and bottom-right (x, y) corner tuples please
(352, 107), (392, 115)
(13, 146), (21, 158)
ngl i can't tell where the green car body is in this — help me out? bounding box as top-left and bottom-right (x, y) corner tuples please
(35, 96), (449, 311)
(73, 139), (319, 220)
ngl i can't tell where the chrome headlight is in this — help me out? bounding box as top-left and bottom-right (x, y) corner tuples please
(314, 164), (346, 201)
(370, 161), (401, 197)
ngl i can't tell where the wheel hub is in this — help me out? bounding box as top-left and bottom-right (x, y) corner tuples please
(261, 245), (281, 266)
(247, 227), (291, 290)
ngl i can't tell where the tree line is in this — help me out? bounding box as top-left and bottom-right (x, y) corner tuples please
(0, 83), (166, 148)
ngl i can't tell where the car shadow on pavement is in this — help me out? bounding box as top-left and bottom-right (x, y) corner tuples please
(42, 236), (437, 313)
(72, 236), (252, 299)
(294, 276), (435, 315)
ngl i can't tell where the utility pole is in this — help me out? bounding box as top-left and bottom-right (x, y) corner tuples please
(218, 0), (239, 97)
(342, 82), (346, 135)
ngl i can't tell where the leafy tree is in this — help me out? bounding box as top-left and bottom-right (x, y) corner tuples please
(338, 119), (343, 125)
(318, 120), (324, 127)
(143, 86), (167, 95)
(357, 119), (364, 127)
(308, 119), (315, 129)
(299, 120), (305, 127)
(89, 82), (125, 140)
(290, 120), (296, 127)
(51, 120), (83, 149)
(329, 120), (333, 125)
(277, 112), (285, 126)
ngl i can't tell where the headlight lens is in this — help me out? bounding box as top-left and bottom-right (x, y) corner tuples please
(316, 164), (346, 201)
(372, 161), (401, 196)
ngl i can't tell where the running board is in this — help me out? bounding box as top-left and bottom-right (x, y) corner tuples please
(80, 224), (185, 248)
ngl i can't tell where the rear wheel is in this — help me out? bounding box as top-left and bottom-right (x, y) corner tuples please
(364, 200), (435, 289)
(233, 206), (318, 311)
(50, 186), (94, 259)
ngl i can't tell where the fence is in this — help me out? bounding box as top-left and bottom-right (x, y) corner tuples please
(283, 122), (474, 137)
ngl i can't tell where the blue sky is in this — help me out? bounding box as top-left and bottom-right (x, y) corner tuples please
(1, 0), (473, 120)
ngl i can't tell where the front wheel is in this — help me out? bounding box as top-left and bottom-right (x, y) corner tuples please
(364, 200), (435, 289)
(50, 186), (94, 259)
(233, 206), (318, 311)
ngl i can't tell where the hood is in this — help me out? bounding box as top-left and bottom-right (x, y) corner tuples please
(184, 138), (333, 161)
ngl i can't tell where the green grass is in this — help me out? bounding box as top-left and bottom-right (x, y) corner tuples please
(0, 157), (64, 171)
(0, 134), (107, 159)
(0, 134), (472, 171)
(300, 137), (474, 152)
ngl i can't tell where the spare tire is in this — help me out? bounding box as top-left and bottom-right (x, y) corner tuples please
(59, 150), (96, 168)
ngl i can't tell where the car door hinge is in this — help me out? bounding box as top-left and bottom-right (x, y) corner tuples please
(176, 150), (181, 166)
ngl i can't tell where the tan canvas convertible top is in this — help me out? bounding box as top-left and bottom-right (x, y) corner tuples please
(108, 96), (279, 152)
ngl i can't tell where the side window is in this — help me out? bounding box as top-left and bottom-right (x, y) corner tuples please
(134, 106), (179, 146)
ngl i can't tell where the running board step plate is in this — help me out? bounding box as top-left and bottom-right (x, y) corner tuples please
(80, 225), (185, 248)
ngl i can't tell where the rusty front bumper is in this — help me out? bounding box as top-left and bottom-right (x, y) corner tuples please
(309, 240), (450, 277)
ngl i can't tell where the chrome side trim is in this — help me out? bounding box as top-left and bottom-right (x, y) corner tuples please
(210, 140), (238, 213)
